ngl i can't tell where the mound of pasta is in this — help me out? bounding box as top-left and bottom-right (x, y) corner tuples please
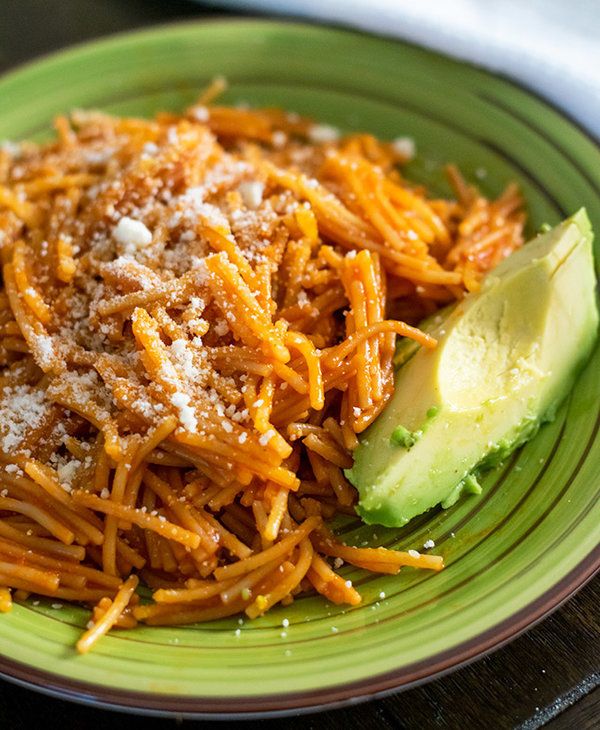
(0, 82), (524, 652)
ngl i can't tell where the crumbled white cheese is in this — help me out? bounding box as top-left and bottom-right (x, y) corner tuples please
(57, 460), (80, 491)
(238, 181), (264, 210)
(191, 106), (209, 123)
(0, 140), (22, 158)
(171, 391), (197, 433)
(408, 549), (420, 558)
(423, 539), (435, 549)
(308, 124), (340, 144)
(0, 385), (47, 452)
(34, 334), (56, 370)
(113, 217), (153, 250)
(213, 319), (229, 337)
(391, 136), (416, 160)
(170, 339), (200, 380)
(197, 202), (230, 231)
(258, 429), (275, 446)
(190, 257), (209, 284)
(271, 131), (287, 148)
(182, 186), (204, 207)
(83, 148), (114, 165)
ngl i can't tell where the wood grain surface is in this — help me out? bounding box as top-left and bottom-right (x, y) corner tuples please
(0, 2), (598, 727)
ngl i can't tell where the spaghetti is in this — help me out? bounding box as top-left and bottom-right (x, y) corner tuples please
(0, 87), (524, 651)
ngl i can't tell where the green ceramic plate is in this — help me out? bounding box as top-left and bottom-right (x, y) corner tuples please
(0, 19), (599, 719)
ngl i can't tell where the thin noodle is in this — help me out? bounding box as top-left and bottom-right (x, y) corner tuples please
(0, 96), (522, 649)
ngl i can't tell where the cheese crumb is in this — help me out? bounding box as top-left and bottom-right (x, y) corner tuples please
(113, 217), (153, 250)
(258, 429), (275, 446)
(238, 181), (264, 209)
(57, 460), (80, 491)
(34, 334), (56, 370)
(213, 319), (229, 337)
(408, 549), (420, 558)
(271, 131), (287, 148)
(171, 392), (197, 433)
(308, 124), (340, 144)
(191, 106), (209, 122)
(392, 136), (416, 160)
(423, 539), (435, 549)
(1, 140), (22, 157)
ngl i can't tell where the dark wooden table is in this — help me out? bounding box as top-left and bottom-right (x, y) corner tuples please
(0, 2), (598, 727)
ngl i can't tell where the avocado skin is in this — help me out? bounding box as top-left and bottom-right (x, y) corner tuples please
(347, 209), (599, 528)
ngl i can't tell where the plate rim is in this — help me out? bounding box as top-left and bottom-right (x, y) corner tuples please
(1, 14), (598, 149)
(0, 15), (598, 719)
(0, 550), (597, 718)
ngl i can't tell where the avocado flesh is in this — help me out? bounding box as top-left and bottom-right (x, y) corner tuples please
(347, 209), (598, 527)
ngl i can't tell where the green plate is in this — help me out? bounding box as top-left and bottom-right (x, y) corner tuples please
(0, 19), (598, 719)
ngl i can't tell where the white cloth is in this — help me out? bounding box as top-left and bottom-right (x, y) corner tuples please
(209, 0), (600, 138)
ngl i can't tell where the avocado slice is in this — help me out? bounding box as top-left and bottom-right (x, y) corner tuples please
(347, 209), (598, 527)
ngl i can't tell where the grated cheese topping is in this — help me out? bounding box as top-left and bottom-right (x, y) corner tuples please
(0, 385), (47, 452)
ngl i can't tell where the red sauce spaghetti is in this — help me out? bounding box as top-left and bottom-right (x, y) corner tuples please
(0, 83), (524, 651)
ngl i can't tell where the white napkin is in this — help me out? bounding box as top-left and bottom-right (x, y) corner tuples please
(210, 0), (600, 139)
